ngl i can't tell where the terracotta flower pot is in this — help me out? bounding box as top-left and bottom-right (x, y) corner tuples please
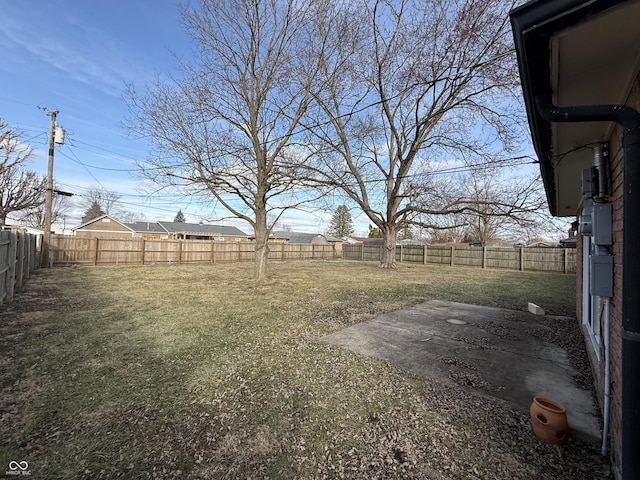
(530, 396), (569, 444)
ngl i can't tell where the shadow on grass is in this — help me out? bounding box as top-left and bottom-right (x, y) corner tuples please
(0, 264), (599, 480)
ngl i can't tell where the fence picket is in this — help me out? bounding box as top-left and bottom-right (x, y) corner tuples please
(0, 230), (38, 305)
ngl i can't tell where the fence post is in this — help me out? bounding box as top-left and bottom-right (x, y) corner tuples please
(423, 245), (427, 265)
(361, 244), (364, 261)
(94, 238), (99, 266)
(24, 234), (31, 280)
(482, 246), (487, 269)
(450, 246), (455, 266)
(26, 235), (33, 276)
(16, 231), (25, 289)
(563, 248), (568, 274)
(178, 240), (183, 264)
(24, 233), (33, 280)
(399, 244), (403, 263)
(519, 247), (524, 271)
(210, 241), (215, 264)
(140, 239), (146, 266)
(6, 232), (17, 303)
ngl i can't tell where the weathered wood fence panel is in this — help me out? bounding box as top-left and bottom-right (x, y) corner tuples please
(343, 244), (576, 273)
(49, 235), (336, 267)
(0, 230), (38, 304)
(485, 248), (520, 270)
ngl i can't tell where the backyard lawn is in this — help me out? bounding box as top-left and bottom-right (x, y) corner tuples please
(0, 261), (609, 479)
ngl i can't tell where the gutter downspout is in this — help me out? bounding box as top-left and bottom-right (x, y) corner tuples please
(536, 96), (640, 479)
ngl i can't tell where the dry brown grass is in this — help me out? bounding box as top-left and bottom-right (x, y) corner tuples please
(0, 261), (608, 479)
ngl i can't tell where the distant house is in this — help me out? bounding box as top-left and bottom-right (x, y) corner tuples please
(560, 236), (578, 249)
(156, 222), (250, 242)
(2, 222), (44, 237)
(73, 217), (250, 243)
(267, 231), (334, 245)
(525, 241), (554, 248)
(125, 222), (167, 240)
(350, 236), (368, 244)
(72, 215), (134, 239)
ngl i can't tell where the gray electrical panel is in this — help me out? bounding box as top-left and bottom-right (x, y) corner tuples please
(592, 203), (612, 246)
(582, 167), (596, 198)
(579, 206), (593, 236)
(590, 255), (614, 297)
(579, 203), (612, 245)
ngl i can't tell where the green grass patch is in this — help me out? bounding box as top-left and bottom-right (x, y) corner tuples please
(0, 261), (604, 479)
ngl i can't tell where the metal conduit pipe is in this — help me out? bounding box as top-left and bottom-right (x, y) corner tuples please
(589, 142), (613, 456)
(603, 296), (611, 456)
(535, 96), (640, 479)
(593, 143), (608, 202)
(590, 142), (613, 457)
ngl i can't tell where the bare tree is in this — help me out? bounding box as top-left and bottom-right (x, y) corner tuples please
(126, 0), (325, 279)
(0, 171), (46, 225)
(417, 167), (547, 246)
(298, 0), (523, 268)
(461, 172), (545, 246)
(18, 180), (72, 229)
(118, 210), (148, 224)
(0, 120), (46, 224)
(79, 187), (122, 217)
(1, 119), (33, 175)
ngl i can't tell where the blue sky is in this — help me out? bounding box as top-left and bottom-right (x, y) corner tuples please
(1, 1), (189, 228)
(1, 1), (340, 234)
(1, 2), (551, 239)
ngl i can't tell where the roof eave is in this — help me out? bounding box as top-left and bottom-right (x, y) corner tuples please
(510, 0), (631, 216)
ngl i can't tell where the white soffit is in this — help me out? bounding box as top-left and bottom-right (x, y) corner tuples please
(548, 1), (640, 216)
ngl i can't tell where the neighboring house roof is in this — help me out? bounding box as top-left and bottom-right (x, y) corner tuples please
(341, 237), (362, 244)
(72, 214), (133, 232)
(73, 217), (251, 237)
(157, 221), (249, 237)
(560, 235), (578, 247)
(271, 231), (327, 243)
(268, 231), (292, 240)
(526, 241), (554, 248)
(510, 0), (640, 216)
(3, 222), (44, 235)
(324, 235), (344, 243)
(125, 222), (167, 234)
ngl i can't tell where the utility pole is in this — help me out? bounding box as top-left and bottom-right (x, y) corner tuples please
(42, 109), (60, 267)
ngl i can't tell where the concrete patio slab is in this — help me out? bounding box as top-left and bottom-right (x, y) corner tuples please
(323, 300), (601, 444)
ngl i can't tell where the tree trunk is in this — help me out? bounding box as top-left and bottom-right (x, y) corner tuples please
(253, 211), (270, 280)
(254, 239), (269, 280)
(379, 225), (397, 269)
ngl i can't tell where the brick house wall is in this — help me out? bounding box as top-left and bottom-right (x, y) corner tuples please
(576, 70), (640, 478)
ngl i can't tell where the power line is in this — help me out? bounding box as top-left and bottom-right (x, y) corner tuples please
(57, 145), (107, 191)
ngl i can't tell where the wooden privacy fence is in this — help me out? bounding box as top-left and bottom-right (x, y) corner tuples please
(49, 235), (336, 267)
(343, 244), (577, 273)
(0, 229), (38, 304)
